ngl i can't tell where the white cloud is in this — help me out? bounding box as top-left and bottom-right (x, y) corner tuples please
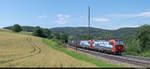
(37, 15), (48, 19)
(137, 12), (150, 17)
(79, 16), (84, 18)
(92, 17), (109, 23)
(54, 14), (71, 24)
(64, 15), (71, 18)
(119, 25), (139, 28)
(109, 14), (136, 18)
(57, 14), (63, 18)
(53, 20), (67, 24)
(56, 14), (70, 18)
(110, 11), (150, 18)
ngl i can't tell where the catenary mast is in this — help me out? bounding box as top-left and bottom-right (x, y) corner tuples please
(88, 6), (91, 40)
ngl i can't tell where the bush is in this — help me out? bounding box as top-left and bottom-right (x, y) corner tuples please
(12, 24), (22, 32)
(123, 35), (141, 55)
(43, 28), (52, 38)
(32, 26), (44, 37)
(53, 33), (69, 43)
(32, 26), (53, 39)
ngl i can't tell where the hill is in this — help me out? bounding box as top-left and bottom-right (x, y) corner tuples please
(3, 26), (137, 39)
(50, 27), (137, 39)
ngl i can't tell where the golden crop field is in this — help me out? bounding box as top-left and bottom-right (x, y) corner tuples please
(0, 29), (97, 67)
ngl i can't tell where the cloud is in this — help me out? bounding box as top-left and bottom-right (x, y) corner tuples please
(37, 15), (48, 19)
(109, 14), (136, 18)
(79, 16), (84, 18)
(54, 14), (71, 24)
(137, 12), (150, 17)
(112, 24), (140, 29)
(119, 25), (139, 28)
(92, 17), (109, 23)
(53, 20), (67, 24)
(109, 11), (150, 18)
(57, 14), (70, 18)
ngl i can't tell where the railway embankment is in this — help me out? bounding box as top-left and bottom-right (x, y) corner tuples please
(67, 45), (150, 68)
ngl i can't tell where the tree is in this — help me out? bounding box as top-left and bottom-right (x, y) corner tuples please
(123, 35), (141, 55)
(68, 36), (73, 40)
(62, 33), (69, 43)
(80, 34), (89, 40)
(135, 24), (150, 51)
(32, 26), (44, 37)
(53, 33), (61, 39)
(12, 24), (22, 32)
(102, 32), (111, 40)
(43, 28), (52, 38)
(52, 32), (69, 43)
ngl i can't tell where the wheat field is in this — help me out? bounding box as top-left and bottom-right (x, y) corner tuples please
(0, 29), (97, 67)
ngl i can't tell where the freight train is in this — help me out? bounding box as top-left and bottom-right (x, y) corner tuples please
(68, 39), (124, 55)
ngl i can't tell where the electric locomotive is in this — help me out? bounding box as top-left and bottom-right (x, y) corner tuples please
(68, 39), (124, 55)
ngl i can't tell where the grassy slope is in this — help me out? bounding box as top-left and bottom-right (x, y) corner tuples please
(0, 30), (97, 67)
(43, 39), (125, 67)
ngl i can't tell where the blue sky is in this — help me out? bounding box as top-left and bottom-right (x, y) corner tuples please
(0, 0), (150, 30)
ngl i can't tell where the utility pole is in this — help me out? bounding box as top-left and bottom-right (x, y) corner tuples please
(88, 6), (91, 40)
(75, 34), (77, 52)
(88, 6), (93, 49)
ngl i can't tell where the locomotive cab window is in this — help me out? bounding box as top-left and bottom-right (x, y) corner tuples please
(115, 40), (123, 45)
(109, 42), (114, 46)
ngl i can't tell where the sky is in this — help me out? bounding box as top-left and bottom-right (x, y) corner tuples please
(0, 0), (150, 30)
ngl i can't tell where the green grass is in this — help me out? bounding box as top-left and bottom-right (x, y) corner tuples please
(19, 31), (32, 35)
(42, 39), (126, 68)
(0, 29), (32, 36)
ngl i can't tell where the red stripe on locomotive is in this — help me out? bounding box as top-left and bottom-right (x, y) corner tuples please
(109, 39), (124, 54)
(89, 40), (93, 49)
(109, 39), (116, 53)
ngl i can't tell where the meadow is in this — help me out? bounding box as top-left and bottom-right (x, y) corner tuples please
(0, 29), (97, 67)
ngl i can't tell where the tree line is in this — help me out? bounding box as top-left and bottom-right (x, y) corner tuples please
(10, 24), (69, 43)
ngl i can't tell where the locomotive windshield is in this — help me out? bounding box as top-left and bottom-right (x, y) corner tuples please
(115, 40), (123, 45)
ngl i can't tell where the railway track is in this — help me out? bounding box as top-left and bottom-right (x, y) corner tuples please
(67, 45), (150, 67)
